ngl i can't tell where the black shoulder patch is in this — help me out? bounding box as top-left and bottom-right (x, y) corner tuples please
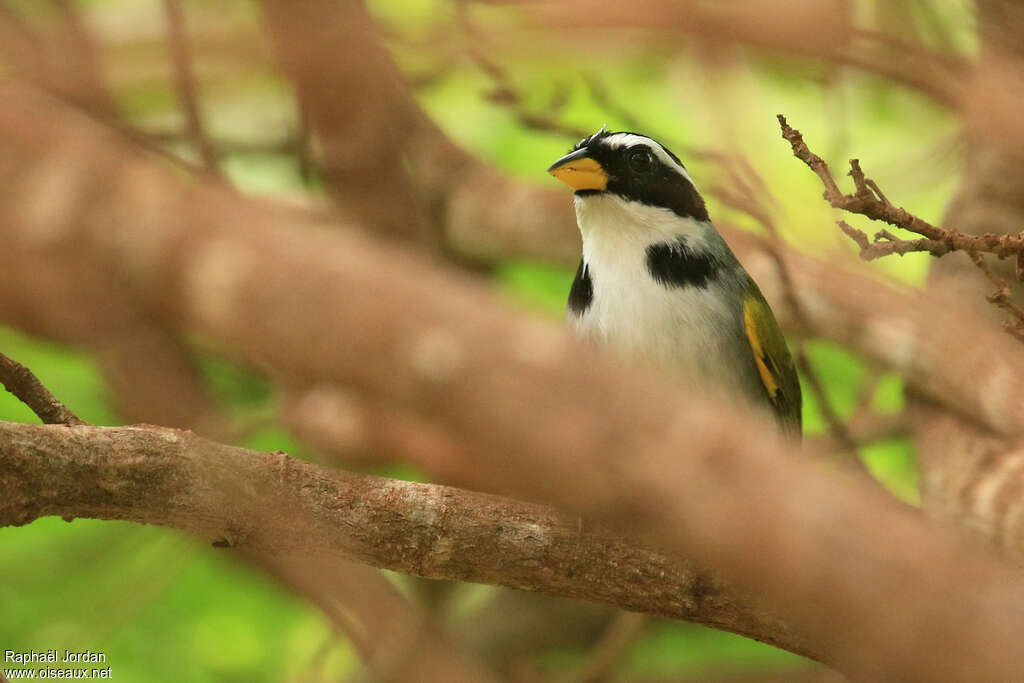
(645, 237), (719, 290)
(568, 260), (593, 315)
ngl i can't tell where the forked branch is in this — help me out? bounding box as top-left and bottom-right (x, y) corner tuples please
(778, 114), (1024, 260)
(779, 115), (1024, 337)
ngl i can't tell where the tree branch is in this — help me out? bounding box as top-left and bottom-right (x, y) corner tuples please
(968, 251), (1024, 341)
(0, 419), (808, 660)
(780, 115), (1024, 258)
(252, 555), (498, 682)
(911, 0), (1024, 565)
(535, 0), (968, 109)
(0, 352), (86, 425)
(779, 114), (1024, 336)
(160, 0), (220, 177)
(259, 0), (428, 243)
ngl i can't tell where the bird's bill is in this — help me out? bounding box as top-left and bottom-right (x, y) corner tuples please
(547, 149), (608, 191)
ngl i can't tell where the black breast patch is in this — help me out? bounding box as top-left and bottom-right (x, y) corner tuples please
(568, 260), (593, 315)
(645, 237), (720, 290)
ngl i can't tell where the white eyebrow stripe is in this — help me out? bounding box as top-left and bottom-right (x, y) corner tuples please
(602, 133), (695, 186)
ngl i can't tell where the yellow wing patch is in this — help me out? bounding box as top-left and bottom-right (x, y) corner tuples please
(741, 287), (802, 435)
(744, 300), (780, 399)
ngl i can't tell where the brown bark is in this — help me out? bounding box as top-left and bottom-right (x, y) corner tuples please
(914, 0), (1024, 553)
(0, 420), (802, 659)
(0, 8), (221, 433)
(0, 352), (85, 425)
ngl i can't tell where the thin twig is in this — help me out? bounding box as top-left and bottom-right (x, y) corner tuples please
(808, 412), (910, 453)
(780, 114), (1024, 340)
(457, 4), (587, 139)
(850, 365), (884, 422)
(793, 351), (861, 459)
(713, 179), (864, 465)
(0, 352), (86, 425)
(583, 74), (773, 213)
(969, 252), (1024, 342)
(294, 96), (317, 188)
(584, 74), (648, 132)
(161, 0), (220, 176)
(566, 611), (646, 683)
(778, 114), (1024, 259)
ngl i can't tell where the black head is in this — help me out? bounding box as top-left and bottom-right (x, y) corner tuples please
(548, 129), (708, 221)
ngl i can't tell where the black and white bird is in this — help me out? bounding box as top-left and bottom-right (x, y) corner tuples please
(548, 127), (801, 435)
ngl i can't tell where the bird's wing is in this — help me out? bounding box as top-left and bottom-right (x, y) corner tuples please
(742, 286), (802, 436)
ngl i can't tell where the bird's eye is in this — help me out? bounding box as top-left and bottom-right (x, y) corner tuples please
(628, 148), (653, 173)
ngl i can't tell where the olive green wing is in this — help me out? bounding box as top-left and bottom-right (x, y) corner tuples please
(741, 284), (802, 436)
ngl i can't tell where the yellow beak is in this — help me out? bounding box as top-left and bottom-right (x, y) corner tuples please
(547, 149), (608, 191)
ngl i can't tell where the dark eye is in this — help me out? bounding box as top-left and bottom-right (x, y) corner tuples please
(628, 148), (653, 173)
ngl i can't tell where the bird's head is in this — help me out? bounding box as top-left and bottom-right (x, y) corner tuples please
(547, 127), (708, 222)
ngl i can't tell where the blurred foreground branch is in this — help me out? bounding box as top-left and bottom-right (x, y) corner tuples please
(255, 555), (498, 682)
(913, 0), (1024, 566)
(260, 0), (428, 242)
(535, 0), (968, 109)
(6, 80), (1024, 680)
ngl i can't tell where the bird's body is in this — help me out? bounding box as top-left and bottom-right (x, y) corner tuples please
(569, 194), (765, 404)
(548, 128), (801, 434)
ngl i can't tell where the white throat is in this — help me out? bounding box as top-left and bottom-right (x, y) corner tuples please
(573, 193), (715, 267)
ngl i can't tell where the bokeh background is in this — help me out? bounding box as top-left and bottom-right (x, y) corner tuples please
(0, 0), (982, 680)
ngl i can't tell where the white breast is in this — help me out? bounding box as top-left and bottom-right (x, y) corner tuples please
(569, 194), (753, 396)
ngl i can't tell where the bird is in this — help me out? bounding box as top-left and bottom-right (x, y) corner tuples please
(547, 126), (801, 436)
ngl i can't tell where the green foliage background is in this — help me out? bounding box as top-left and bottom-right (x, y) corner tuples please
(0, 0), (971, 679)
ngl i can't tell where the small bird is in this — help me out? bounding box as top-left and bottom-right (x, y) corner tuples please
(548, 127), (801, 435)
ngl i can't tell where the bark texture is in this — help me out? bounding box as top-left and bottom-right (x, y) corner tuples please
(0, 420), (803, 658)
(915, 0), (1024, 551)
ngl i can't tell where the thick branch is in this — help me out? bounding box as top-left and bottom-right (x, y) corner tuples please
(916, 408), (1024, 553)
(912, 0), (1024, 564)
(0, 420), (805, 659)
